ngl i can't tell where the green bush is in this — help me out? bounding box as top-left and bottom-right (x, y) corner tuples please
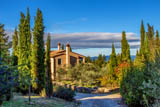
(53, 86), (75, 101)
(120, 67), (160, 106)
(0, 57), (18, 105)
(67, 63), (102, 87)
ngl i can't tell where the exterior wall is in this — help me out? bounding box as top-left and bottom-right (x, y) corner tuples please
(50, 50), (85, 81)
(70, 56), (77, 66)
(54, 54), (66, 69)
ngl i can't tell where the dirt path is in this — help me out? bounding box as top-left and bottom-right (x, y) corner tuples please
(75, 93), (122, 107)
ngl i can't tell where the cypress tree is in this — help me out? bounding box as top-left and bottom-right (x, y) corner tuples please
(18, 10), (32, 92)
(18, 12), (27, 91)
(45, 34), (53, 98)
(155, 30), (159, 46)
(140, 20), (145, 55)
(147, 24), (154, 40)
(0, 23), (9, 63)
(144, 34), (150, 61)
(121, 31), (131, 63)
(61, 44), (64, 50)
(12, 27), (18, 65)
(107, 43), (117, 86)
(31, 8), (45, 91)
(25, 8), (32, 63)
(109, 43), (117, 67)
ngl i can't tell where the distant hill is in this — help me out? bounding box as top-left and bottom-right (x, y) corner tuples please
(91, 55), (136, 61)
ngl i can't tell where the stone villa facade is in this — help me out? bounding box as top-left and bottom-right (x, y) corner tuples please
(50, 43), (85, 80)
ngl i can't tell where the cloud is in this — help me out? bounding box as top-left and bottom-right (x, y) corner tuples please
(46, 32), (140, 48)
(6, 31), (140, 49)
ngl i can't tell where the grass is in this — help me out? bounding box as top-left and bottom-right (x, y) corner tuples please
(2, 93), (79, 107)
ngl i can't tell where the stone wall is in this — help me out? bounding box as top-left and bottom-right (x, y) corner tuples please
(52, 82), (114, 93)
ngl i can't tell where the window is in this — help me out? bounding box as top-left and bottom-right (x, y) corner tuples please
(58, 58), (61, 65)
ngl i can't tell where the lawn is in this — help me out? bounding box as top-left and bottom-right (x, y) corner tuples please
(2, 93), (79, 107)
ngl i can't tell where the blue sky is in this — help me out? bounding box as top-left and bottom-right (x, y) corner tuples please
(1, 0), (160, 33)
(1, 0), (160, 56)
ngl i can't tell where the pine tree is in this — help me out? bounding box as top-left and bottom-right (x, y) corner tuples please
(140, 20), (145, 55)
(45, 34), (53, 98)
(121, 31), (131, 63)
(12, 27), (18, 65)
(0, 23), (9, 64)
(31, 8), (45, 91)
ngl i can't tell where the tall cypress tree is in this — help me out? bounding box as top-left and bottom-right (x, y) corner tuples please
(25, 8), (32, 63)
(155, 30), (159, 46)
(61, 44), (64, 50)
(45, 34), (53, 98)
(18, 9), (32, 92)
(147, 24), (154, 40)
(109, 43), (117, 67)
(121, 31), (131, 63)
(12, 27), (18, 65)
(31, 8), (45, 91)
(140, 20), (145, 55)
(0, 23), (9, 63)
(144, 34), (150, 61)
(18, 12), (26, 91)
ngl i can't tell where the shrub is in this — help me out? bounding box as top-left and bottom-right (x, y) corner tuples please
(120, 67), (160, 106)
(67, 63), (101, 87)
(53, 86), (75, 101)
(40, 88), (46, 97)
(0, 58), (18, 105)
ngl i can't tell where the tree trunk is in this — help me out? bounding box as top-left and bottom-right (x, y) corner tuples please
(28, 85), (31, 104)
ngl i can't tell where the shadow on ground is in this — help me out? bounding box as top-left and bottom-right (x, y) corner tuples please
(75, 88), (124, 107)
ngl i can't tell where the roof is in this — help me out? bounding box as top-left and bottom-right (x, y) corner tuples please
(50, 50), (85, 58)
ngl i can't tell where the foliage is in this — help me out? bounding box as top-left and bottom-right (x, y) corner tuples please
(100, 43), (118, 87)
(120, 66), (160, 106)
(12, 28), (18, 66)
(140, 20), (145, 55)
(45, 34), (53, 98)
(66, 63), (102, 87)
(53, 86), (75, 101)
(0, 23), (10, 64)
(121, 31), (131, 63)
(40, 88), (47, 97)
(0, 58), (18, 105)
(18, 9), (32, 92)
(85, 56), (92, 63)
(94, 54), (106, 67)
(31, 8), (45, 91)
(61, 44), (64, 50)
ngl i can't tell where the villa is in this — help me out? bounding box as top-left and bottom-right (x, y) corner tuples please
(50, 42), (86, 80)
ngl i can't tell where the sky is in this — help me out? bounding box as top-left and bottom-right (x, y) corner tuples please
(1, 0), (160, 56)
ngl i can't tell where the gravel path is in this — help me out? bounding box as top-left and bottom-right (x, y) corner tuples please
(75, 93), (122, 107)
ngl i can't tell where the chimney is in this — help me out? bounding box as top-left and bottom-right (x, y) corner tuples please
(66, 43), (70, 66)
(58, 42), (61, 50)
